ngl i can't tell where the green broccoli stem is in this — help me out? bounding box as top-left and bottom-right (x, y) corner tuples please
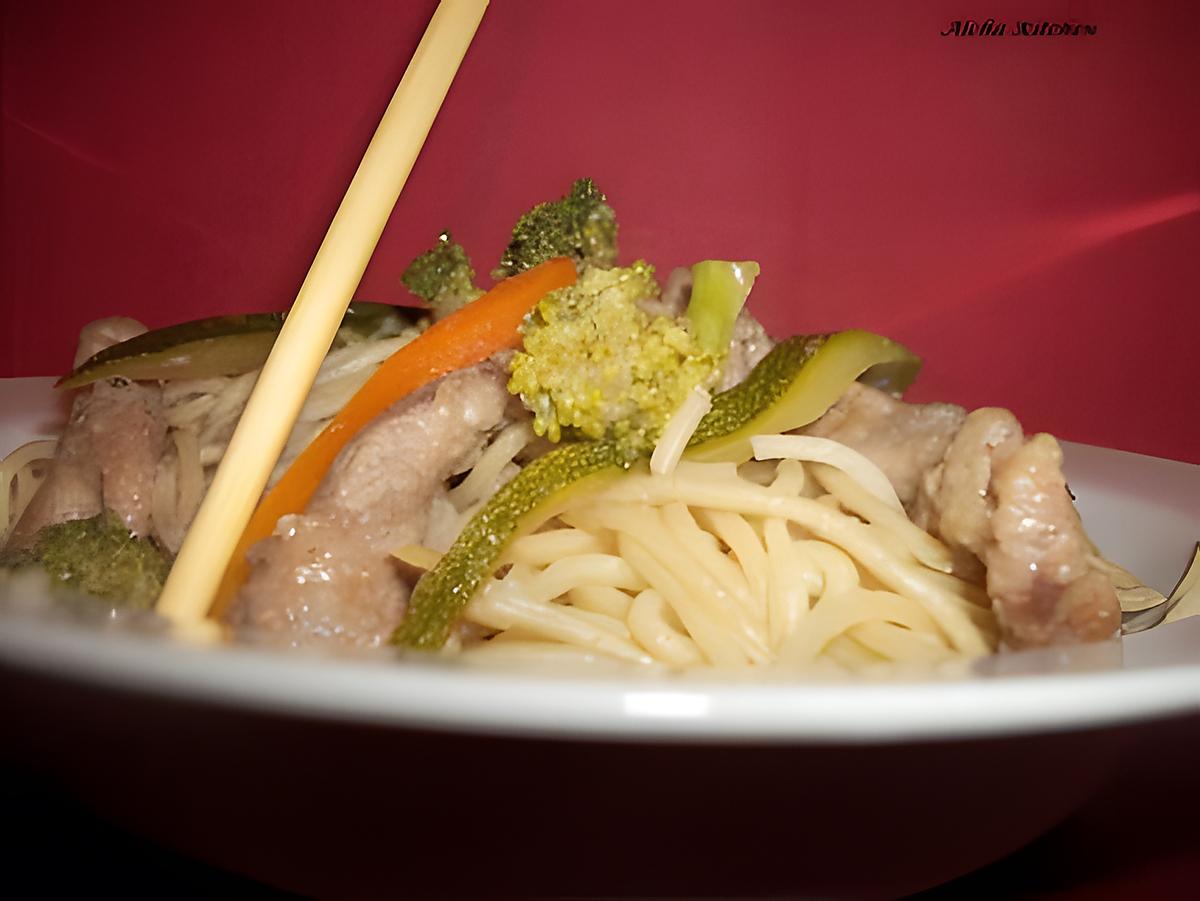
(495, 178), (618, 278)
(685, 260), (761, 356)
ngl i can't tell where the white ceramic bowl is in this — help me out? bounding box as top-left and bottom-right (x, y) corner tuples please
(2, 377), (1198, 897)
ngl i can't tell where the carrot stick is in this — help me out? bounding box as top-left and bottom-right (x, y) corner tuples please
(212, 256), (576, 611)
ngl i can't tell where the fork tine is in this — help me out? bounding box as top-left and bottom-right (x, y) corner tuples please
(1121, 542), (1200, 635)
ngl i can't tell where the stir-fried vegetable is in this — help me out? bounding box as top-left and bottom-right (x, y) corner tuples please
(508, 259), (759, 455)
(393, 440), (629, 649)
(57, 303), (423, 389)
(687, 330), (921, 462)
(508, 261), (722, 454)
(401, 231), (483, 319)
(56, 314), (283, 389)
(686, 260), (760, 354)
(494, 178), (618, 278)
(213, 256), (578, 611)
(3, 511), (170, 607)
(393, 329), (921, 650)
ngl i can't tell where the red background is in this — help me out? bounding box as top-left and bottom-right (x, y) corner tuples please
(3, 1), (1198, 462)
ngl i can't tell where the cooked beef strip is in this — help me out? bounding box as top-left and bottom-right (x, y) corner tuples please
(912, 407), (1024, 580)
(802, 383), (1120, 647)
(985, 434), (1120, 647)
(72, 317), (147, 367)
(229, 361), (510, 647)
(86, 378), (166, 536)
(7, 318), (166, 547)
(802, 383), (966, 508)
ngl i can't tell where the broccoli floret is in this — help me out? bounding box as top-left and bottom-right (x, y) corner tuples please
(401, 231), (484, 319)
(19, 511), (170, 608)
(495, 178), (618, 278)
(508, 262), (721, 455)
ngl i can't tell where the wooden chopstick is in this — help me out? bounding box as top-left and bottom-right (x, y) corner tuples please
(156, 0), (489, 634)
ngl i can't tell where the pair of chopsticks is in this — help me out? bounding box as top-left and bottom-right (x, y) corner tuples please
(157, 0), (489, 635)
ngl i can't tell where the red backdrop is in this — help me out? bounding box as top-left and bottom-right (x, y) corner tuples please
(3, 0), (1198, 461)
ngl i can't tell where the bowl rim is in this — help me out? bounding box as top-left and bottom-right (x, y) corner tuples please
(1, 608), (1197, 745)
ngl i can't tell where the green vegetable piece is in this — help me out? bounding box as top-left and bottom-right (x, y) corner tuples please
(57, 303), (424, 389)
(393, 440), (629, 650)
(687, 330), (921, 463)
(29, 511), (170, 607)
(56, 313), (283, 389)
(400, 231), (484, 319)
(396, 328), (921, 651)
(687, 260), (761, 354)
(495, 178), (618, 278)
(507, 262), (720, 454)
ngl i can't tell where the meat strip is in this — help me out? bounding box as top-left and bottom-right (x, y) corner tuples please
(802, 383), (1120, 647)
(73, 317), (148, 367)
(911, 407), (1023, 579)
(7, 317), (165, 547)
(802, 383), (966, 508)
(229, 362), (510, 647)
(87, 378), (166, 535)
(984, 434), (1120, 647)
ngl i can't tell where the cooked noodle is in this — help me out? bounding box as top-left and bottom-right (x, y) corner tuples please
(152, 427), (204, 553)
(649, 386), (711, 476)
(448, 422), (532, 512)
(453, 445), (999, 671)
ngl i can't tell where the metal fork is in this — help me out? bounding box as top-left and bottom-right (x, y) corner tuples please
(1121, 542), (1200, 635)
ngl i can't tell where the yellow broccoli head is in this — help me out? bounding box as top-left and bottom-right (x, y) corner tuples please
(508, 262), (721, 455)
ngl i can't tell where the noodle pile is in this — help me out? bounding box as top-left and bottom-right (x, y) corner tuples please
(439, 440), (999, 672)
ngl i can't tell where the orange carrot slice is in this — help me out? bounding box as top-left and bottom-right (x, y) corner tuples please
(212, 256), (576, 611)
